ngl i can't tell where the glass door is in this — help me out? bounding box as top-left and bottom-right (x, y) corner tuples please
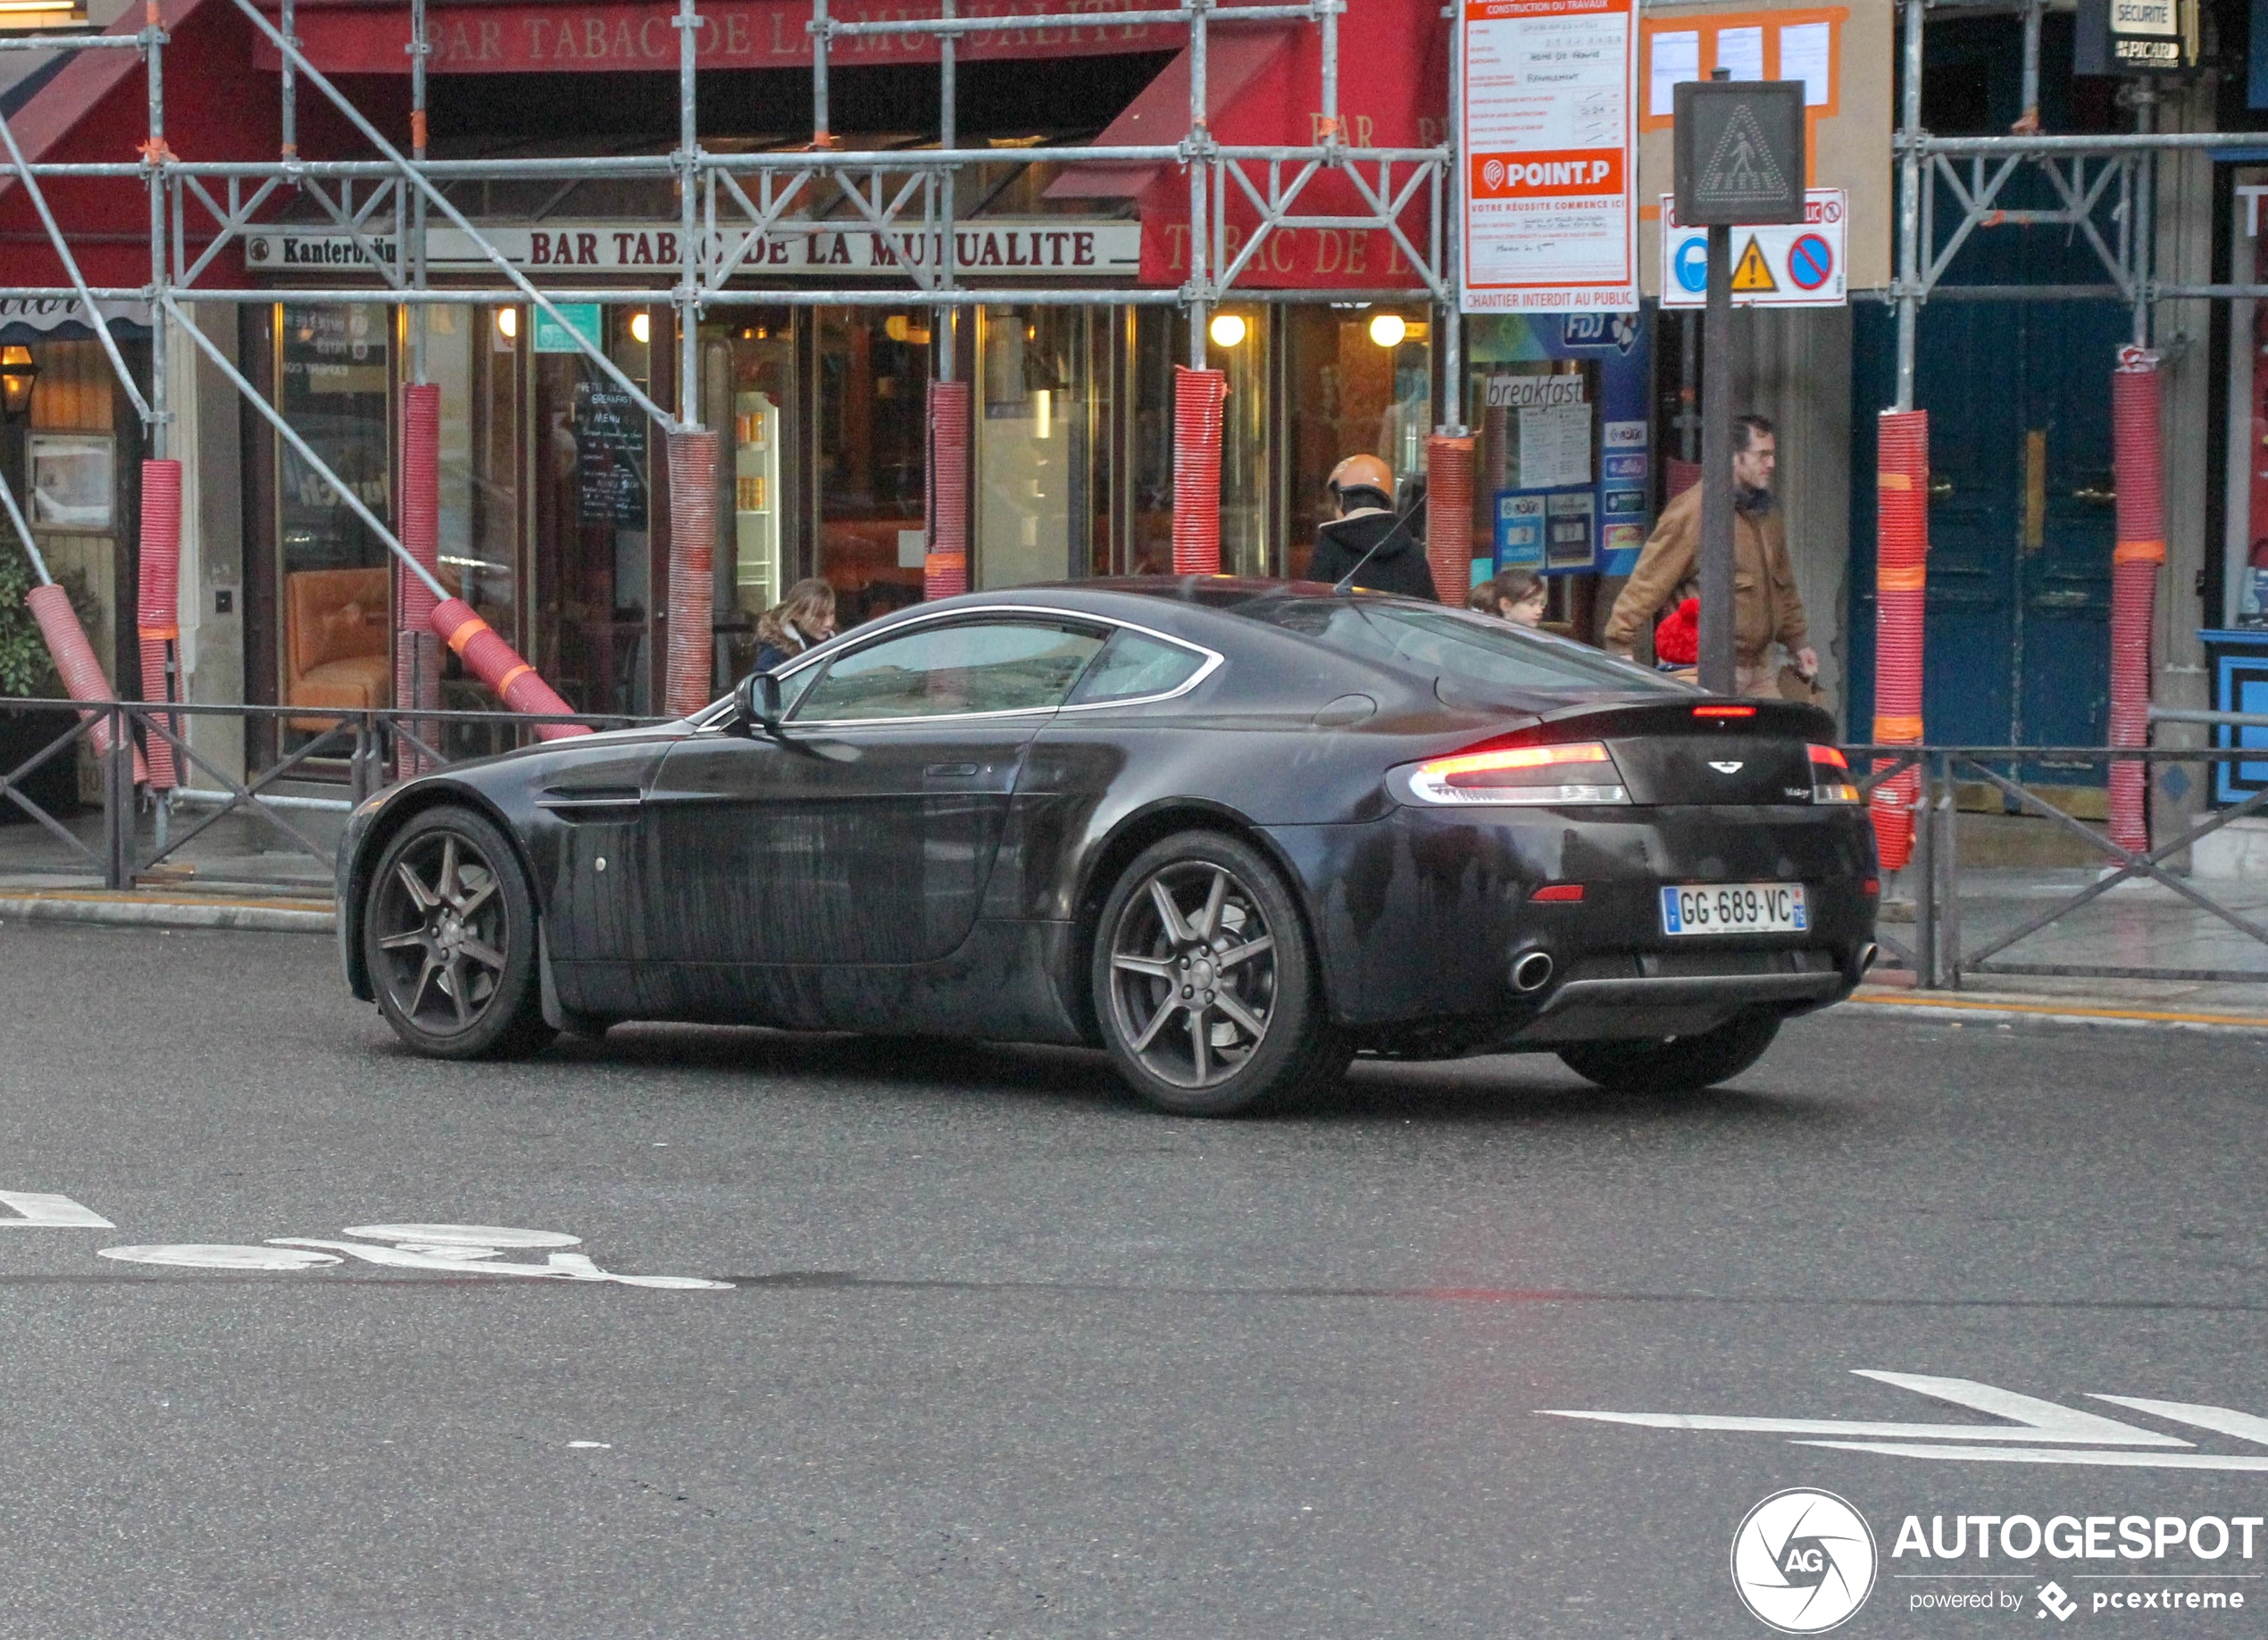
(975, 304), (1096, 590)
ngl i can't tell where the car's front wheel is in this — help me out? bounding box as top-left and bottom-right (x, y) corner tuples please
(1091, 830), (1347, 1116)
(1556, 1011), (1780, 1095)
(363, 804), (554, 1061)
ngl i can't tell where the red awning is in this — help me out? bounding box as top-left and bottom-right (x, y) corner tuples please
(1043, 28), (1293, 202)
(1117, 0), (1447, 289)
(254, 0), (1194, 74)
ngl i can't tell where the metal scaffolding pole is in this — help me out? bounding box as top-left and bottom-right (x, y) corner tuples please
(1895, 0), (1922, 412)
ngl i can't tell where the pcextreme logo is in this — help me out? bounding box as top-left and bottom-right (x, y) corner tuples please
(1731, 1489), (1878, 1633)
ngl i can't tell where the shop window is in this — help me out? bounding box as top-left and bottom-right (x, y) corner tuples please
(2230, 172), (2268, 632)
(276, 303), (393, 726)
(701, 312), (799, 684)
(976, 305), (1098, 590)
(531, 306), (653, 718)
(1283, 306), (1430, 582)
(818, 309), (928, 629)
(1127, 309), (1269, 578)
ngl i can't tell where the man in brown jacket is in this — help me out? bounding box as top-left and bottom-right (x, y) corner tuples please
(1604, 414), (1817, 696)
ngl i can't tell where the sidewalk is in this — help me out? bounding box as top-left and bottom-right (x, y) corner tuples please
(3, 806), (2264, 1027)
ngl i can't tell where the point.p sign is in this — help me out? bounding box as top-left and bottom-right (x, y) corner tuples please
(1470, 150), (1627, 200)
(1458, 0), (1640, 314)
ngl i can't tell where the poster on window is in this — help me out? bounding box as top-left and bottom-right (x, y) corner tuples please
(27, 434), (113, 529)
(1459, 0), (1640, 312)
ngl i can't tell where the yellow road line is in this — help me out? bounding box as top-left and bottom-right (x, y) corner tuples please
(1850, 990), (2268, 1030)
(0, 891), (330, 913)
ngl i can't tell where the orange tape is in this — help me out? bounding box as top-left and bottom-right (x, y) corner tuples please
(1877, 564), (1927, 592)
(410, 110), (429, 153)
(1873, 714), (1923, 742)
(2114, 538), (2166, 565)
(496, 663), (532, 694)
(926, 551), (967, 568)
(442, 613), (489, 655)
(137, 624), (179, 641)
(1877, 472), (1913, 490)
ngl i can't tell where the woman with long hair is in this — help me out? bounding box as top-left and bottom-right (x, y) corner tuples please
(754, 578), (838, 673)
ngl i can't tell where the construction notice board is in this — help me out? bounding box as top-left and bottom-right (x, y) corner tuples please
(1458, 0), (1640, 312)
(1634, 0), (1890, 296)
(1660, 188), (1847, 306)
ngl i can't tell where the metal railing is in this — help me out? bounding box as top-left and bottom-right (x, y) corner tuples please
(1850, 744), (2268, 990)
(0, 698), (661, 892)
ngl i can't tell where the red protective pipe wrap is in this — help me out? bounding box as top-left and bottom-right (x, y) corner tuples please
(926, 379), (971, 600)
(1871, 410), (1930, 871)
(396, 383), (442, 778)
(664, 427), (720, 715)
(135, 457), (182, 789)
(2108, 354), (2164, 854)
(1423, 434), (1475, 604)
(29, 582), (145, 779)
(430, 597), (590, 740)
(1171, 365), (1229, 574)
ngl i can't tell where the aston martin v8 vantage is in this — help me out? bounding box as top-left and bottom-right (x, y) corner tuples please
(338, 579), (1878, 1115)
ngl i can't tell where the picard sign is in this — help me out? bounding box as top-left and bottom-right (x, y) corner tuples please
(242, 221), (1142, 280)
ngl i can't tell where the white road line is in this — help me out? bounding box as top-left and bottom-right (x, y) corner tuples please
(0, 1190), (113, 1228)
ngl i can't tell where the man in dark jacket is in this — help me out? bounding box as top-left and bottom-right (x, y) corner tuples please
(1304, 454), (1439, 600)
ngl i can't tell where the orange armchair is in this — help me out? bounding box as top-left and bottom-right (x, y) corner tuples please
(284, 567), (390, 729)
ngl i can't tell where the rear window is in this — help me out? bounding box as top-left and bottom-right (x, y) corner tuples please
(1247, 600), (1686, 695)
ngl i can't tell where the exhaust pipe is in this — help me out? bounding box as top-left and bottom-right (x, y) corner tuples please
(1857, 942), (1880, 974)
(1511, 950), (1555, 994)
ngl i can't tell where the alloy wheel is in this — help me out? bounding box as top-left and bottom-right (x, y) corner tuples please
(1105, 859), (1280, 1089)
(371, 828), (511, 1038)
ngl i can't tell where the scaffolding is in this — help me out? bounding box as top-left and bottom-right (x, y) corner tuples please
(0, 0), (2250, 717)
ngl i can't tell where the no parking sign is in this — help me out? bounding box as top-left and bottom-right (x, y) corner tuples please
(1659, 188), (1847, 308)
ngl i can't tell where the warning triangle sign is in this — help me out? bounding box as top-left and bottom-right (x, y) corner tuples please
(1731, 236), (1779, 293)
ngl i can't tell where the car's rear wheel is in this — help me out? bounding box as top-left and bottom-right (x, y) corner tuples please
(363, 805), (554, 1061)
(1556, 1011), (1780, 1095)
(1092, 831), (1347, 1117)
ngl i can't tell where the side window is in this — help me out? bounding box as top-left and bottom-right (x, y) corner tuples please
(1068, 629), (1209, 705)
(792, 620), (1107, 722)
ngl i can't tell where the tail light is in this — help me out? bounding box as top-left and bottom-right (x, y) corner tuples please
(1400, 741), (1628, 806)
(1809, 744), (1860, 804)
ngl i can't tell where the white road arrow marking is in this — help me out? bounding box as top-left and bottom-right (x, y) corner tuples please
(1539, 1369), (2191, 1447)
(1796, 1441), (2268, 1472)
(2090, 1394), (2268, 1446)
(0, 1190), (113, 1228)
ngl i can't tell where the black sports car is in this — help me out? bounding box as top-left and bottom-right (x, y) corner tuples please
(338, 579), (1878, 1115)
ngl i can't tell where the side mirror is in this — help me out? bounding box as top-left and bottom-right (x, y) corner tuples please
(737, 669), (784, 737)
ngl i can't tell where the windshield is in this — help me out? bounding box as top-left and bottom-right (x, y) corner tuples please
(1246, 598), (1686, 695)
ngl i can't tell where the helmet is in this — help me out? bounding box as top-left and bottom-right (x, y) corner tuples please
(1327, 454), (1393, 503)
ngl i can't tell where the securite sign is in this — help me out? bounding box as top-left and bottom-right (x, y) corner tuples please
(1658, 187), (1847, 308)
(1459, 0), (1640, 313)
(243, 221), (1142, 280)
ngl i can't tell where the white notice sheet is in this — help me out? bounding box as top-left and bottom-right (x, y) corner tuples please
(1779, 21), (1833, 105)
(1460, 0), (1639, 312)
(1518, 402), (1594, 489)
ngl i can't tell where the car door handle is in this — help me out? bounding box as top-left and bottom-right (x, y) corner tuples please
(924, 763), (981, 778)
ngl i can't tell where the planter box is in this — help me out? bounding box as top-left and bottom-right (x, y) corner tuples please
(0, 704), (85, 826)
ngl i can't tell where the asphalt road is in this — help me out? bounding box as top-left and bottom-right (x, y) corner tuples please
(3, 921), (2266, 1638)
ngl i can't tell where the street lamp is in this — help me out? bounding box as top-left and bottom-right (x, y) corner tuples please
(0, 345), (37, 419)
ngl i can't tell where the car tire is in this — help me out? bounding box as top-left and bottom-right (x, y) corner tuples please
(363, 803), (556, 1061)
(1555, 1011), (1780, 1095)
(1091, 830), (1347, 1117)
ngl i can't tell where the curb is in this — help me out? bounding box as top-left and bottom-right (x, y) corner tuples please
(0, 892), (335, 935)
(1846, 987), (2268, 1036)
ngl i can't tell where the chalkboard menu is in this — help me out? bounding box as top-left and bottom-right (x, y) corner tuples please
(576, 383), (646, 526)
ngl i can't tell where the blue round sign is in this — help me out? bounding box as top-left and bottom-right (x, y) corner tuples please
(1788, 233), (1834, 291)
(1672, 237), (1708, 294)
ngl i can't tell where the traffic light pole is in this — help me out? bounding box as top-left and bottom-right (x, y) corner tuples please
(1698, 220), (1735, 696)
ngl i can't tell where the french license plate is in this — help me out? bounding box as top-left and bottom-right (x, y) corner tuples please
(1660, 882), (1808, 937)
